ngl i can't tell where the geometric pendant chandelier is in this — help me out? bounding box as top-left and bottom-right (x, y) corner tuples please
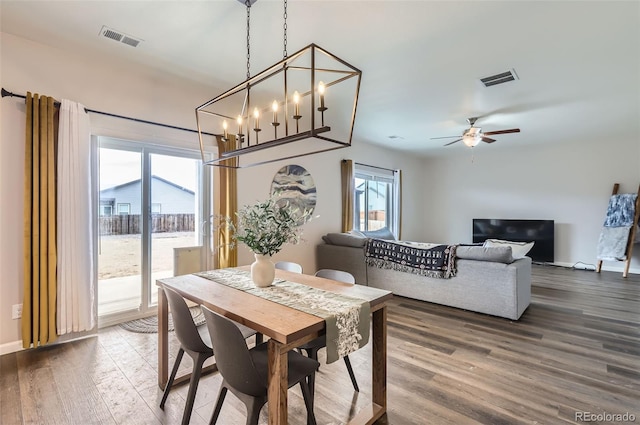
(195, 1), (361, 168)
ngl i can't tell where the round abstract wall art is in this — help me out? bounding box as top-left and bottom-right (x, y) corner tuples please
(270, 165), (316, 225)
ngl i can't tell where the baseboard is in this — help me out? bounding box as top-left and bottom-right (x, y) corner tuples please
(0, 333), (99, 356)
(542, 261), (639, 275)
(600, 264), (639, 275)
(0, 340), (24, 356)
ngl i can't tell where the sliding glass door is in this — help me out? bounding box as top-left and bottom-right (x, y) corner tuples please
(96, 137), (210, 323)
(97, 147), (143, 316)
(148, 153), (203, 307)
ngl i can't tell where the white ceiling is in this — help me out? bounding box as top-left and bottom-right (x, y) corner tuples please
(1, 1), (639, 157)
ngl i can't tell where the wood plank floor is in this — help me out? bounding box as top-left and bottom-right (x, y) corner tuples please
(1, 265), (639, 424)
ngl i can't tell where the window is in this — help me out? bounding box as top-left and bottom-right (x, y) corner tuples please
(117, 203), (131, 215)
(100, 205), (113, 216)
(353, 164), (400, 236)
(151, 203), (162, 214)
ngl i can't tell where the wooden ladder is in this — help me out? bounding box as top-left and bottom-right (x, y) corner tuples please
(596, 183), (640, 277)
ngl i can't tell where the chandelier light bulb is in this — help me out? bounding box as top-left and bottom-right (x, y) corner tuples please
(272, 100), (279, 124)
(236, 115), (243, 135)
(253, 107), (260, 130)
(318, 81), (326, 109)
(222, 120), (228, 139)
(293, 91), (301, 117)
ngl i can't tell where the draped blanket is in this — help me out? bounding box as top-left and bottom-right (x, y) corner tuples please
(365, 238), (457, 278)
(597, 193), (638, 261)
(597, 227), (631, 261)
(603, 194), (637, 227)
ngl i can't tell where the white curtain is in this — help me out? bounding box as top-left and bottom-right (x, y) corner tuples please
(393, 169), (402, 240)
(57, 99), (95, 334)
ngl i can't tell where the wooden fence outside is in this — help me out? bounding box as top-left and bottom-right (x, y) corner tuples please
(99, 214), (195, 235)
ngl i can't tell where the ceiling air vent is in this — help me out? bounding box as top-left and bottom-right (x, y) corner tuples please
(121, 36), (141, 48)
(102, 29), (122, 42)
(99, 26), (143, 48)
(480, 69), (519, 87)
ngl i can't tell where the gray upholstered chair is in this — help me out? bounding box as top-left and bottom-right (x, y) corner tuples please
(159, 287), (256, 425)
(314, 268), (356, 284)
(275, 261), (303, 273)
(297, 269), (360, 393)
(201, 305), (319, 425)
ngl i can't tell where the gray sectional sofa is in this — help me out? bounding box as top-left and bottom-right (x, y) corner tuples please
(316, 232), (532, 320)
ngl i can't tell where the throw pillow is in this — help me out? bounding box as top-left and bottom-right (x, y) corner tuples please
(362, 227), (396, 241)
(323, 232), (367, 247)
(483, 239), (534, 259)
(456, 245), (514, 264)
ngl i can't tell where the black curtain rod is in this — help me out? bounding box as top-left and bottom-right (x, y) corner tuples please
(353, 161), (397, 173)
(1, 88), (217, 137)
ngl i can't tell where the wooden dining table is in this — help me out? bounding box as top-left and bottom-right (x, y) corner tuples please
(156, 266), (393, 425)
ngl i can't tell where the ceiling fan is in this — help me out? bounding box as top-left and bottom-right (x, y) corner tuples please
(432, 117), (520, 147)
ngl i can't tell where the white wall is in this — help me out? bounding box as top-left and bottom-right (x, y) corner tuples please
(421, 138), (640, 271)
(0, 32), (424, 347)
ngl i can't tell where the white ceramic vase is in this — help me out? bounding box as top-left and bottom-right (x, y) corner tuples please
(251, 253), (275, 287)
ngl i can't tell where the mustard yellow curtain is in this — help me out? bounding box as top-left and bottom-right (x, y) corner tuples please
(214, 135), (238, 268)
(23, 93), (58, 348)
(341, 159), (355, 232)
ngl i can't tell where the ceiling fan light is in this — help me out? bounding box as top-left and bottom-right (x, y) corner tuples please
(463, 135), (480, 147)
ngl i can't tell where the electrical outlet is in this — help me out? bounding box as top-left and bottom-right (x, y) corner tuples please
(12, 303), (22, 319)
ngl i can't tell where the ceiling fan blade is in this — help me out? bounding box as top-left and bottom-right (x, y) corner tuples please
(481, 137), (496, 143)
(482, 128), (520, 136)
(444, 138), (462, 146)
(430, 135), (460, 140)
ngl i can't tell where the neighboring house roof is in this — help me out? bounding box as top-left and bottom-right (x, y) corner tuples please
(356, 181), (386, 199)
(100, 175), (195, 195)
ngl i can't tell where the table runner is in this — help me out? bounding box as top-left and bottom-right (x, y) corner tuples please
(195, 268), (370, 363)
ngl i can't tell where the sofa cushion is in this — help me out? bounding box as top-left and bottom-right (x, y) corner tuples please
(361, 227), (396, 240)
(484, 239), (534, 259)
(322, 232), (367, 247)
(456, 245), (514, 264)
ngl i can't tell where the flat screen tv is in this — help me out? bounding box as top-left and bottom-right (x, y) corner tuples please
(473, 219), (555, 263)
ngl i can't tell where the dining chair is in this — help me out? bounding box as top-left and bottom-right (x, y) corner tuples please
(297, 269), (360, 393)
(201, 305), (319, 425)
(314, 268), (356, 284)
(159, 287), (257, 425)
(275, 261), (303, 273)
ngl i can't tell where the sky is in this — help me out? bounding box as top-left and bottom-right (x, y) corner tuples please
(99, 148), (198, 191)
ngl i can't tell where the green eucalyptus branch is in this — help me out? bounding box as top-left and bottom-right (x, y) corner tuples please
(221, 196), (312, 256)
